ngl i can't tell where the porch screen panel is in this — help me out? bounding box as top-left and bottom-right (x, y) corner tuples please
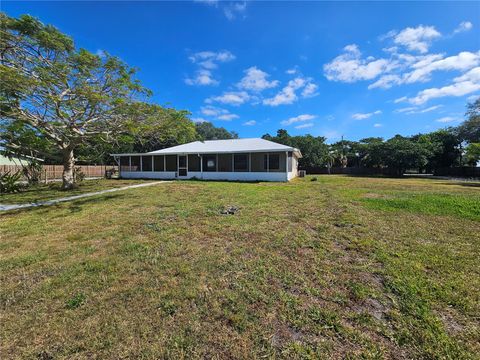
(188, 155), (201, 171)
(154, 156), (164, 171)
(267, 153), (286, 172)
(120, 156), (130, 172)
(251, 152), (267, 172)
(218, 154), (232, 172)
(288, 152), (293, 172)
(165, 155), (177, 171)
(130, 156), (141, 172)
(142, 156), (152, 171)
(202, 155), (217, 172)
(234, 154), (249, 172)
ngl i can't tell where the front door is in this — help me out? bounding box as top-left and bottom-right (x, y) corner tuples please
(178, 155), (187, 177)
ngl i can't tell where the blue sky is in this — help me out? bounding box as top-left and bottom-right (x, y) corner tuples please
(4, 1), (480, 142)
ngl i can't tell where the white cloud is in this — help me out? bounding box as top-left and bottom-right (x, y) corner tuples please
(467, 94), (479, 102)
(223, 1), (247, 20)
(206, 91), (250, 106)
(200, 105), (239, 121)
(237, 66), (279, 92)
(324, 44), (394, 82)
(454, 21), (473, 34)
(396, 105), (443, 114)
(394, 96), (408, 103)
(404, 51), (480, 83)
(194, 0), (218, 5)
(301, 83), (319, 97)
(263, 77), (317, 106)
(281, 114), (316, 126)
(286, 68), (298, 75)
(243, 120), (256, 126)
(374, 123), (383, 128)
(407, 67), (480, 104)
(436, 117), (458, 123)
(392, 25), (441, 53)
(191, 117), (208, 123)
(295, 123), (314, 129)
(352, 110), (382, 120)
(368, 74), (402, 89)
(217, 114), (239, 121)
(185, 69), (219, 86)
(186, 50), (235, 86)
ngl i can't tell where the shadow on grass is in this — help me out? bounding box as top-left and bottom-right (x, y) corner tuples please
(2, 193), (125, 216)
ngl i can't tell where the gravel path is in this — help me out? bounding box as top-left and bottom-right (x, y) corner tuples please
(0, 181), (170, 212)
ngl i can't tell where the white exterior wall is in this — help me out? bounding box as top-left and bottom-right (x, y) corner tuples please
(120, 171), (287, 182)
(287, 154), (299, 180)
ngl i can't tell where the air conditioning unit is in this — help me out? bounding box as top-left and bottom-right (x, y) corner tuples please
(299, 170), (306, 178)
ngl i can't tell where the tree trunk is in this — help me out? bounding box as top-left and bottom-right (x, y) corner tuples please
(62, 148), (75, 190)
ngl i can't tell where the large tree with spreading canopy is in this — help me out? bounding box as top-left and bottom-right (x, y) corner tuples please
(0, 13), (149, 189)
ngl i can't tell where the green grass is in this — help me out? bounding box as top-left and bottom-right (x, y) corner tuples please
(1, 175), (479, 359)
(0, 178), (153, 204)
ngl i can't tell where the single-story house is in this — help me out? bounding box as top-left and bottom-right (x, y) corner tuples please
(111, 138), (302, 182)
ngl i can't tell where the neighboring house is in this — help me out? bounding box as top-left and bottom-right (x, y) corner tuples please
(111, 138), (302, 182)
(0, 153), (44, 166)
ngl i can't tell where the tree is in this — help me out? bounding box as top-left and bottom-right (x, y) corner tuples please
(416, 130), (461, 170)
(382, 136), (430, 176)
(457, 97), (480, 143)
(0, 14), (148, 189)
(464, 143), (480, 166)
(195, 121), (238, 140)
(262, 129), (328, 169)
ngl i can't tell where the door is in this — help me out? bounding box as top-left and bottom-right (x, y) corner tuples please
(178, 155), (187, 177)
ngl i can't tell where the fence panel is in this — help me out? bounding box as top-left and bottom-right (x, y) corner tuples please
(0, 164), (117, 181)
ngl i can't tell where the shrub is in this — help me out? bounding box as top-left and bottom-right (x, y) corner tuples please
(0, 171), (23, 193)
(73, 166), (86, 183)
(311, 177), (318, 182)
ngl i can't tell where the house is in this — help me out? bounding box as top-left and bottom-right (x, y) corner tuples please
(0, 152), (44, 166)
(111, 138), (302, 182)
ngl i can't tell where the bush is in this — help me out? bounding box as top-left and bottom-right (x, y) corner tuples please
(22, 161), (43, 185)
(311, 177), (318, 182)
(73, 166), (86, 183)
(0, 170), (23, 193)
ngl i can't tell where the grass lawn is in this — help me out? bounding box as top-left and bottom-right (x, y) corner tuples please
(0, 178), (153, 205)
(1, 176), (479, 359)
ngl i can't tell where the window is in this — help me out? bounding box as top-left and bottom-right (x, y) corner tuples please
(142, 156), (152, 172)
(130, 156), (141, 172)
(202, 155), (216, 172)
(269, 154), (280, 170)
(234, 154), (248, 172)
(154, 156), (164, 171)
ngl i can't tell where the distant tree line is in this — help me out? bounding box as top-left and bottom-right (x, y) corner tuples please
(263, 98), (480, 176)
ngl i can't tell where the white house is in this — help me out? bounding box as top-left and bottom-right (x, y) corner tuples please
(111, 138), (302, 182)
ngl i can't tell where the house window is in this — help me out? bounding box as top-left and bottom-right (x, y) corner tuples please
(202, 155), (217, 172)
(234, 154), (248, 172)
